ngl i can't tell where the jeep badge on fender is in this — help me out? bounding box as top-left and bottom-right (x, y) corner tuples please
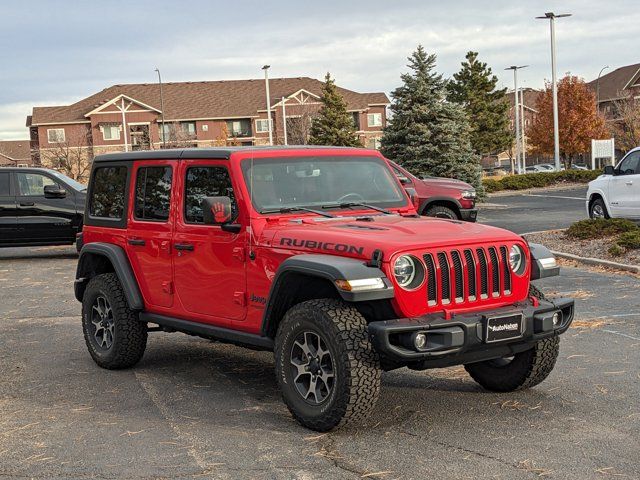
(74, 146), (574, 431)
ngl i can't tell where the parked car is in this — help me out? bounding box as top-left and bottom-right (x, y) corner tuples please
(587, 147), (640, 219)
(75, 147), (573, 431)
(388, 161), (477, 221)
(0, 167), (86, 248)
(571, 164), (588, 171)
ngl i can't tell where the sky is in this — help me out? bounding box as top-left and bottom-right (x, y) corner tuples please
(1, 0), (638, 140)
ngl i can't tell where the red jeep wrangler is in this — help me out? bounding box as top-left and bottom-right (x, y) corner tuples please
(75, 147), (573, 431)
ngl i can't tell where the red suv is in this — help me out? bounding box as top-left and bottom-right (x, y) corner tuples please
(75, 147), (573, 431)
(389, 161), (478, 221)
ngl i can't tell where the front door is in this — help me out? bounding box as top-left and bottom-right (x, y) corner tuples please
(125, 160), (176, 309)
(609, 151), (640, 218)
(172, 160), (247, 325)
(0, 171), (17, 245)
(15, 171), (77, 243)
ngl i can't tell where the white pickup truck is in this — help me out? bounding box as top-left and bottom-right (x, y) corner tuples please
(587, 147), (640, 220)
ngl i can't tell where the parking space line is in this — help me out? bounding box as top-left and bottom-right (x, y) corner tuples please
(600, 329), (640, 341)
(524, 194), (585, 201)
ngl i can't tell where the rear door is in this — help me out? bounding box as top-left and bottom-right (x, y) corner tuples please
(609, 151), (640, 218)
(0, 171), (17, 245)
(125, 160), (176, 309)
(15, 170), (76, 242)
(172, 160), (247, 325)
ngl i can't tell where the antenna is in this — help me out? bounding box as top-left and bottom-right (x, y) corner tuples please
(248, 152), (256, 260)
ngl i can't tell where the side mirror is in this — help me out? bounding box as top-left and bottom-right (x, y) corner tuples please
(44, 184), (67, 198)
(603, 165), (615, 176)
(397, 175), (411, 185)
(202, 196), (241, 232)
(404, 187), (420, 210)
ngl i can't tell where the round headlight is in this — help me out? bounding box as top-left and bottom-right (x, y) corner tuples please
(509, 245), (526, 275)
(394, 255), (416, 287)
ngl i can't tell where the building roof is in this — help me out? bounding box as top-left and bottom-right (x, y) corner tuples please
(0, 140), (31, 165)
(506, 88), (542, 112)
(30, 77), (390, 126)
(587, 63), (640, 102)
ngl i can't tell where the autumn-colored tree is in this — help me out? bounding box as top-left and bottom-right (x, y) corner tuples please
(528, 75), (607, 167)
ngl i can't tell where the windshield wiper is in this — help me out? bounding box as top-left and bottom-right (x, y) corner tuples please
(260, 207), (335, 218)
(322, 202), (393, 215)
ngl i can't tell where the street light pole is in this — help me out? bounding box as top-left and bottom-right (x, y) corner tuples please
(262, 65), (273, 146)
(537, 12), (571, 171)
(596, 65), (609, 111)
(154, 68), (166, 148)
(505, 65), (528, 174)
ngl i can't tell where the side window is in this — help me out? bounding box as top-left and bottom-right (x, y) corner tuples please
(0, 172), (10, 196)
(16, 173), (58, 196)
(618, 152), (640, 175)
(184, 166), (237, 224)
(134, 166), (172, 221)
(89, 166), (127, 219)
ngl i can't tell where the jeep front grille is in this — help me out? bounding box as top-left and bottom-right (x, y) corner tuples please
(423, 246), (513, 307)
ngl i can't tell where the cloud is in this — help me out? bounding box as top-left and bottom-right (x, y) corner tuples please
(1, 0), (639, 139)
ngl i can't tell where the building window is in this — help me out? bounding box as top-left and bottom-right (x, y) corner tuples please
(102, 125), (120, 141)
(180, 122), (196, 136)
(89, 166), (128, 219)
(367, 113), (382, 127)
(135, 166), (172, 221)
(366, 137), (382, 150)
(226, 119), (252, 137)
(255, 119), (270, 133)
(352, 112), (361, 130)
(47, 128), (65, 143)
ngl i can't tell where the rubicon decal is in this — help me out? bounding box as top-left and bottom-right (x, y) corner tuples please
(280, 237), (364, 255)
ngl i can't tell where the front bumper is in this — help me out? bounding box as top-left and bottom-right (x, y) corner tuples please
(459, 208), (478, 222)
(368, 297), (574, 369)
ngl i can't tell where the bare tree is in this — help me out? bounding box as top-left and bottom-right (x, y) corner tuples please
(609, 95), (640, 152)
(285, 104), (318, 145)
(160, 122), (198, 148)
(46, 126), (93, 181)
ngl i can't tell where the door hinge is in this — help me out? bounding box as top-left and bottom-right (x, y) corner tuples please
(162, 281), (173, 295)
(233, 291), (246, 306)
(232, 247), (245, 262)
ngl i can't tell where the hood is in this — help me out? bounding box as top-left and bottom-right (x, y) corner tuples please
(264, 214), (522, 259)
(420, 176), (473, 190)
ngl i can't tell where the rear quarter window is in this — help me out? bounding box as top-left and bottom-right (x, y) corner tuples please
(89, 166), (128, 219)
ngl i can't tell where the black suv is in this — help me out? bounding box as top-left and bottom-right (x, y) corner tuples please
(0, 167), (86, 248)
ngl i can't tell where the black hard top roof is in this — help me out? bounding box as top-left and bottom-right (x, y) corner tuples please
(93, 146), (369, 163)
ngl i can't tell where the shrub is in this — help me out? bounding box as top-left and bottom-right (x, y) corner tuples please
(482, 169), (602, 193)
(565, 218), (639, 240)
(615, 230), (640, 250)
(608, 244), (625, 257)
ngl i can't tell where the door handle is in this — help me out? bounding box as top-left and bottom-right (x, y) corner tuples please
(174, 243), (194, 251)
(127, 238), (146, 246)
(625, 181), (633, 185)
(19, 202), (35, 207)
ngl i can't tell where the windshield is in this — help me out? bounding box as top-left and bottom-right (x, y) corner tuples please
(241, 156), (407, 212)
(48, 170), (87, 191)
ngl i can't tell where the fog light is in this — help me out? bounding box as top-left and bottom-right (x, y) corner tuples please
(413, 332), (427, 350)
(552, 312), (561, 326)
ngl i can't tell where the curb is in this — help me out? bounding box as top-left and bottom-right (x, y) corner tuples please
(486, 183), (587, 198)
(551, 250), (640, 274)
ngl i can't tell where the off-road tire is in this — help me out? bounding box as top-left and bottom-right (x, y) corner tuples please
(589, 197), (610, 219)
(82, 273), (147, 369)
(275, 299), (381, 431)
(424, 205), (459, 220)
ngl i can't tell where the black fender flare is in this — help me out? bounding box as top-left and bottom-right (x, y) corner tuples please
(529, 243), (560, 280)
(419, 196), (462, 216)
(261, 254), (394, 336)
(74, 242), (144, 310)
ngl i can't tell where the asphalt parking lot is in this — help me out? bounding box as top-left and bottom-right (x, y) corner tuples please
(479, 186), (588, 234)
(1, 242), (638, 479)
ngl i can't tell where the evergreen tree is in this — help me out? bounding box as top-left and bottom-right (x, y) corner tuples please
(447, 51), (512, 156)
(381, 46), (483, 193)
(309, 73), (361, 147)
